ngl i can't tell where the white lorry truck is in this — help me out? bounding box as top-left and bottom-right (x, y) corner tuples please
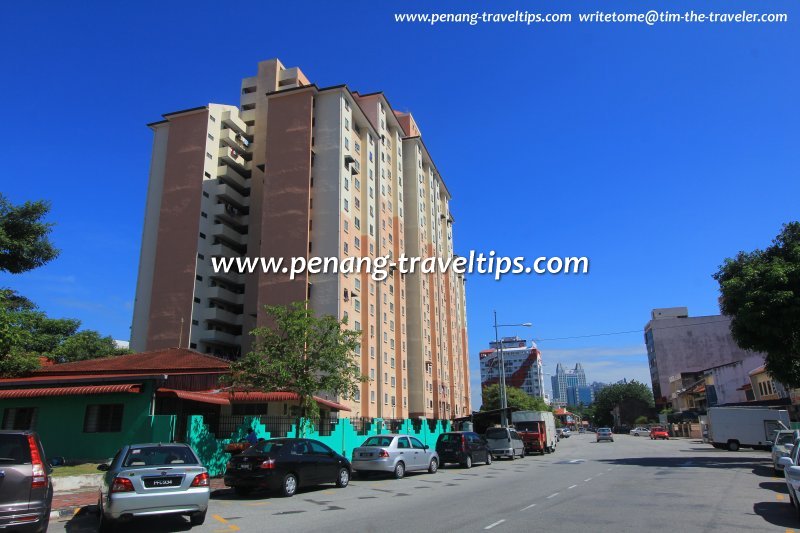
(707, 407), (790, 451)
(511, 410), (558, 455)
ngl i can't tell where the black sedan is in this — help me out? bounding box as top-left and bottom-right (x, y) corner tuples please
(224, 438), (351, 497)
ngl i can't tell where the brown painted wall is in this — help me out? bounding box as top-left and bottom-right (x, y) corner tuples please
(146, 110), (208, 350)
(257, 89), (314, 322)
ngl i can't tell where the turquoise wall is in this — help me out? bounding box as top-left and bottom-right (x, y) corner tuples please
(186, 416), (452, 477)
(0, 383), (175, 462)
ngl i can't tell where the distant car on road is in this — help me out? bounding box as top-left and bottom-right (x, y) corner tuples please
(98, 442), (209, 531)
(485, 427), (525, 460)
(0, 430), (52, 533)
(650, 427), (669, 440)
(596, 428), (614, 443)
(224, 438), (351, 497)
(352, 434), (438, 479)
(556, 428), (564, 441)
(630, 427), (651, 437)
(561, 428), (572, 438)
(773, 430), (800, 474)
(436, 432), (492, 468)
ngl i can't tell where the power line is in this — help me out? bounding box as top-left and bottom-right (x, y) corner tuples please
(531, 319), (730, 343)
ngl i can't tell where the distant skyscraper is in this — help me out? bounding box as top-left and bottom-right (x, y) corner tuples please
(551, 363), (589, 405)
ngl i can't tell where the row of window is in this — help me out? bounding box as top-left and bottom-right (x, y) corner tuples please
(2, 405), (123, 433)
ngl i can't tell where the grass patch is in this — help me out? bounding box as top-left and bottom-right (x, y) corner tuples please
(50, 464), (102, 477)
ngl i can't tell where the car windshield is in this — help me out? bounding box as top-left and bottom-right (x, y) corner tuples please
(362, 436), (395, 447)
(486, 428), (509, 439)
(598, 429), (611, 434)
(438, 433), (460, 443)
(243, 441), (286, 455)
(122, 445), (198, 467)
(0, 434), (31, 464)
(777, 433), (796, 446)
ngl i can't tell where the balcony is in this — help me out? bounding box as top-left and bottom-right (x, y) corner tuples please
(221, 129), (251, 160)
(210, 271), (245, 290)
(219, 164), (250, 193)
(199, 330), (241, 347)
(219, 146), (250, 175)
(211, 221), (247, 249)
(222, 112), (249, 137)
(204, 306), (243, 326)
(212, 202), (249, 228)
(215, 182), (249, 210)
(208, 243), (243, 258)
(351, 159), (361, 175)
(206, 285), (244, 306)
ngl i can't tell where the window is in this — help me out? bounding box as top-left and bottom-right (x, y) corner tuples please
(345, 118), (350, 130)
(354, 299), (360, 311)
(344, 220), (349, 233)
(344, 138), (350, 150)
(354, 320), (361, 331)
(344, 199), (349, 212)
(354, 217), (361, 230)
(354, 178), (360, 190)
(370, 391), (376, 403)
(2, 407), (36, 430)
(354, 237), (361, 249)
(84, 404), (124, 433)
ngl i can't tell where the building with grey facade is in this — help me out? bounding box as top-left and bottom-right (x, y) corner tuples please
(644, 307), (765, 409)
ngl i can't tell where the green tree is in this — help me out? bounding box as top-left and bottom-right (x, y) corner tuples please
(226, 303), (367, 424)
(52, 330), (131, 363)
(480, 384), (549, 412)
(0, 194), (59, 274)
(713, 222), (800, 387)
(592, 381), (654, 427)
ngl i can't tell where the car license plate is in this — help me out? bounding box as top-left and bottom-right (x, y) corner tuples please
(239, 463), (252, 470)
(143, 476), (182, 488)
(360, 453), (372, 458)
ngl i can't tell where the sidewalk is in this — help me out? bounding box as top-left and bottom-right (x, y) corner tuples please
(50, 478), (228, 520)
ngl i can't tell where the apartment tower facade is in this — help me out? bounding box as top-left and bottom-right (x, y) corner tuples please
(131, 59), (470, 420)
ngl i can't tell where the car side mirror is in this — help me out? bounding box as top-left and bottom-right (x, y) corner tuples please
(779, 457), (794, 468)
(97, 464), (110, 471)
(423, 445), (429, 450)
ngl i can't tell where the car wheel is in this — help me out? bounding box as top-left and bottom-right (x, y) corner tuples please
(336, 467), (350, 487)
(510, 451), (516, 461)
(520, 448), (525, 458)
(485, 452), (492, 465)
(463, 455), (472, 469)
(394, 461), (405, 479)
(234, 486), (252, 497)
(281, 473), (298, 497)
(190, 510), (207, 526)
(728, 441), (740, 452)
(428, 458), (438, 474)
(634, 433), (639, 437)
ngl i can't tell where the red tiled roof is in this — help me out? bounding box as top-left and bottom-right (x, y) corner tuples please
(33, 349), (230, 376)
(156, 389), (351, 411)
(0, 383), (141, 399)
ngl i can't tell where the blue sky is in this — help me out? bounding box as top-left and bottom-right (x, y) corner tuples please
(1, 1), (798, 408)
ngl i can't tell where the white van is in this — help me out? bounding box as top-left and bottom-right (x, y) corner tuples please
(485, 427), (525, 460)
(707, 407), (790, 451)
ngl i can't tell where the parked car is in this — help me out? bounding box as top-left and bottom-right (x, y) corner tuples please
(485, 427), (525, 460)
(0, 430), (53, 532)
(561, 428), (572, 438)
(351, 434), (438, 479)
(773, 430), (800, 473)
(435, 432), (492, 468)
(596, 428), (614, 443)
(97, 442), (209, 531)
(650, 427), (670, 440)
(778, 439), (800, 517)
(630, 427), (651, 437)
(224, 438), (350, 497)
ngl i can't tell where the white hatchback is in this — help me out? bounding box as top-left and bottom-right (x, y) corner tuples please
(630, 427), (651, 437)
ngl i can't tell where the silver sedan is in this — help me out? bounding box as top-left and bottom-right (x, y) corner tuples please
(97, 443), (209, 531)
(351, 434), (439, 479)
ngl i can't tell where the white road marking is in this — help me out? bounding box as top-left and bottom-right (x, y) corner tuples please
(584, 478), (592, 482)
(607, 467), (613, 471)
(568, 484), (578, 489)
(547, 492), (560, 499)
(597, 472), (604, 476)
(485, 519), (506, 530)
(520, 503), (537, 511)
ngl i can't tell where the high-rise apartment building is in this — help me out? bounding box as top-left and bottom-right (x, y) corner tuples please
(479, 337), (546, 400)
(130, 59), (470, 420)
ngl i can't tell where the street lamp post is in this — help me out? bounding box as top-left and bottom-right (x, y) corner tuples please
(492, 311), (532, 427)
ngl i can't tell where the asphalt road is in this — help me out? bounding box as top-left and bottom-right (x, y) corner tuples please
(54, 433), (800, 532)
